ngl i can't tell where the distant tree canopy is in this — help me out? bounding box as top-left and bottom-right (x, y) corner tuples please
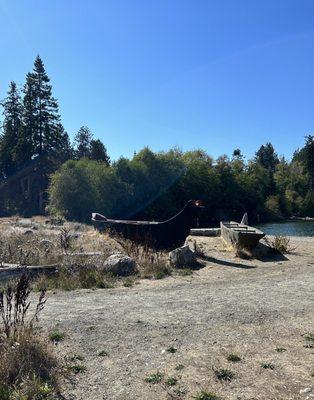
(48, 137), (314, 223)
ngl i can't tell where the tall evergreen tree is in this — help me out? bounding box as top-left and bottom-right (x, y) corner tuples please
(74, 126), (92, 158)
(90, 139), (110, 165)
(303, 135), (314, 190)
(255, 142), (279, 172)
(23, 55), (66, 157)
(0, 82), (26, 176)
(74, 126), (110, 164)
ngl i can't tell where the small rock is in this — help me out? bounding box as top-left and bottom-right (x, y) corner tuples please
(69, 233), (81, 240)
(39, 239), (54, 249)
(169, 245), (196, 268)
(103, 254), (137, 276)
(23, 229), (33, 235)
(300, 388), (312, 394)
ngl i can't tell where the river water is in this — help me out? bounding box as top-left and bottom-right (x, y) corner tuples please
(256, 221), (314, 237)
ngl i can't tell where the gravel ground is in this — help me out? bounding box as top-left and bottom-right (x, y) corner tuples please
(40, 236), (314, 400)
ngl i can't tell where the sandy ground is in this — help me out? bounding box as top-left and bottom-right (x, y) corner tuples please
(37, 235), (314, 400)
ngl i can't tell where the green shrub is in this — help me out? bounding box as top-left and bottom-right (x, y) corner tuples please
(261, 362), (275, 369)
(49, 331), (65, 342)
(68, 364), (87, 374)
(214, 368), (235, 381)
(227, 354), (241, 362)
(166, 377), (177, 386)
(194, 390), (220, 400)
(145, 371), (163, 384)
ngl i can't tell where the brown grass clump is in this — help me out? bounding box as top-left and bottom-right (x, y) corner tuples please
(0, 231), (61, 266)
(34, 264), (114, 291)
(0, 332), (58, 400)
(0, 273), (59, 400)
(264, 235), (296, 254)
(115, 237), (171, 280)
(0, 219), (116, 267)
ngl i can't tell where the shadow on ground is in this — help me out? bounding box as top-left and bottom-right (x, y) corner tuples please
(199, 254), (256, 269)
(253, 242), (289, 262)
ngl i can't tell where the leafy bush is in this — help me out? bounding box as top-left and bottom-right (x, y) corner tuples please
(48, 158), (131, 222)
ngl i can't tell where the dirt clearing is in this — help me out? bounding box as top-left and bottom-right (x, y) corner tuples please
(38, 236), (314, 400)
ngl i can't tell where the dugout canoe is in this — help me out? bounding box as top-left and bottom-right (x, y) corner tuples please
(92, 200), (204, 249)
(220, 221), (265, 250)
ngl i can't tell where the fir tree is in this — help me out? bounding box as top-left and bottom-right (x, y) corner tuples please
(90, 139), (110, 165)
(303, 135), (314, 190)
(0, 82), (27, 176)
(74, 126), (93, 158)
(23, 55), (65, 157)
(255, 142), (279, 172)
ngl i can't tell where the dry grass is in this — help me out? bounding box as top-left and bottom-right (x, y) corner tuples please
(0, 217), (192, 292)
(263, 235), (296, 254)
(34, 264), (115, 291)
(114, 236), (172, 280)
(0, 217), (118, 267)
(0, 332), (59, 400)
(0, 273), (59, 400)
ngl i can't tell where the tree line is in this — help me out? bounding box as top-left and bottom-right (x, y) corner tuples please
(48, 139), (314, 223)
(1, 57), (313, 221)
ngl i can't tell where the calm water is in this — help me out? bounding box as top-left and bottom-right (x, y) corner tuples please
(256, 221), (314, 237)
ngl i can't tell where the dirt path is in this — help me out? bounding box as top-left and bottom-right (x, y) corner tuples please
(41, 236), (314, 400)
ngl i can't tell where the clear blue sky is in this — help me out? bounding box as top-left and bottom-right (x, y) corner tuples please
(0, 0), (314, 161)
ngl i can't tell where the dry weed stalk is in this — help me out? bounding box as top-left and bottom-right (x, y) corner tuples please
(0, 273), (46, 340)
(59, 227), (72, 253)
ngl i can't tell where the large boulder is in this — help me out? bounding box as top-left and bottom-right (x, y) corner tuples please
(169, 245), (196, 268)
(103, 254), (137, 276)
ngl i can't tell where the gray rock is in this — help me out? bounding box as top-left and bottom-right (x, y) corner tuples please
(300, 388), (312, 394)
(23, 229), (34, 235)
(169, 245), (196, 268)
(69, 232), (82, 240)
(104, 254), (137, 276)
(18, 219), (32, 227)
(39, 239), (54, 249)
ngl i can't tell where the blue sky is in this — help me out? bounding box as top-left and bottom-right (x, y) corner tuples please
(0, 0), (314, 160)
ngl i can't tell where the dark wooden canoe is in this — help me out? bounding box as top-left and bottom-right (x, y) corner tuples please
(92, 200), (204, 249)
(220, 221), (265, 250)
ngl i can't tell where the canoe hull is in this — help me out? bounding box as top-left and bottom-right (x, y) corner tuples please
(92, 200), (204, 250)
(220, 221), (265, 250)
